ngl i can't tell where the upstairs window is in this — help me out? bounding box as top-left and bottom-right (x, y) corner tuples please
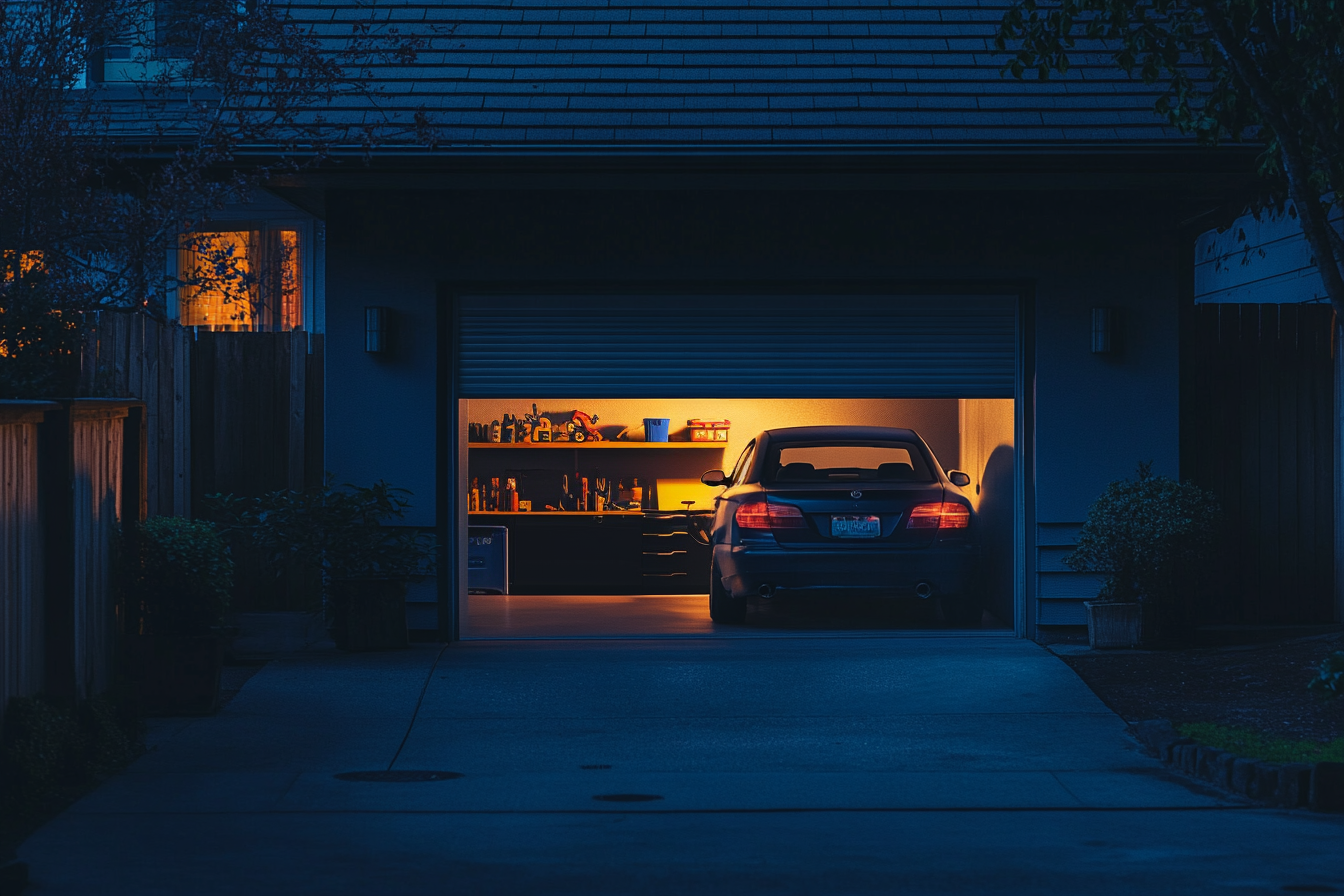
(177, 228), (303, 332)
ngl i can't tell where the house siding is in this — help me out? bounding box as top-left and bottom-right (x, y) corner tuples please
(323, 185), (1182, 636)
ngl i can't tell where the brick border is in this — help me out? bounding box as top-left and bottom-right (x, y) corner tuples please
(1130, 720), (1344, 811)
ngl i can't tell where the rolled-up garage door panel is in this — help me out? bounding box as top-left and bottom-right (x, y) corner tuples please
(457, 294), (1016, 399)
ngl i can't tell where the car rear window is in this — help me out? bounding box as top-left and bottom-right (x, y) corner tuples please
(765, 442), (935, 483)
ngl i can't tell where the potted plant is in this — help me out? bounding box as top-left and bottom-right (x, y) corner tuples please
(206, 477), (436, 652)
(121, 517), (234, 714)
(1065, 462), (1220, 648)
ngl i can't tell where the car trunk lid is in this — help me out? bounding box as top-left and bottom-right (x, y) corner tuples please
(763, 482), (945, 548)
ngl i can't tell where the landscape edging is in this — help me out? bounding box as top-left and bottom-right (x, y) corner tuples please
(1130, 719), (1342, 812)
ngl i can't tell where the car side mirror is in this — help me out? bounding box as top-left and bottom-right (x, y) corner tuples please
(948, 470), (971, 488)
(701, 470), (729, 487)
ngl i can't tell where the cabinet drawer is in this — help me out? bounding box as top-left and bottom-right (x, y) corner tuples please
(641, 549), (690, 573)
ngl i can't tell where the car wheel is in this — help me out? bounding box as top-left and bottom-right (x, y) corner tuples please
(940, 594), (980, 627)
(708, 557), (747, 624)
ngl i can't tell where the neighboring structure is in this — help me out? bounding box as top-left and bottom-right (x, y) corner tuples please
(96, 1), (1337, 639)
(1195, 207), (1342, 306)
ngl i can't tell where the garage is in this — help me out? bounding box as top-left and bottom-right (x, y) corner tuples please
(446, 289), (1023, 638)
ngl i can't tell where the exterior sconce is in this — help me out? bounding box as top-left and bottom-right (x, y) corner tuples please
(365, 306), (390, 353)
(1091, 307), (1117, 354)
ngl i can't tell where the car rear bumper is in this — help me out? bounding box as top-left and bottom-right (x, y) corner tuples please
(715, 541), (976, 599)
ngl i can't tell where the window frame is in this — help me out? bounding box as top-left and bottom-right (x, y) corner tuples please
(168, 217), (315, 333)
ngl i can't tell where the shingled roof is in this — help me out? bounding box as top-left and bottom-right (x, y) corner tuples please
(98, 1), (1187, 150)
(301, 0), (1181, 147)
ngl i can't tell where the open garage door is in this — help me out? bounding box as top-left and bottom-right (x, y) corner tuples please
(451, 291), (1020, 639)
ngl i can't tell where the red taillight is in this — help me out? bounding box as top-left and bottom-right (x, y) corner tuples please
(906, 502), (970, 529)
(735, 501), (807, 530)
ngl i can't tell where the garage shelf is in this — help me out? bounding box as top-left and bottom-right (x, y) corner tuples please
(468, 511), (646, 516)
(467, 442), (724, 448)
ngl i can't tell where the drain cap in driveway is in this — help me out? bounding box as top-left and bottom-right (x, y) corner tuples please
(592, 793), (663, 803)
(334, 770), (463, 782)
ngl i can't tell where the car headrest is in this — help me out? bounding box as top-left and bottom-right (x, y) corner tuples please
(877, 462), (915, 480)
(777, 462), (816, 481)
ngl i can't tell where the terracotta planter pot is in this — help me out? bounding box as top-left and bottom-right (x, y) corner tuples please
(1084, 601), (1143, 649)
(125, 634), (223, 715)
(329, 578), (408, 652)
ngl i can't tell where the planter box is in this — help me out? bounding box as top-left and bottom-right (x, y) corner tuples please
(125, 634), (223, 715)
(1084, 601), (1143, 649)
(329, 579), (408, 652)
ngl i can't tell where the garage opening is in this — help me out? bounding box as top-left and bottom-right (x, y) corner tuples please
(449, 293), (1020, 638)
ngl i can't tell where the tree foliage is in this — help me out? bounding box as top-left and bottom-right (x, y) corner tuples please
(997, 0), (1344, 314)
(0, 0), (428, 394)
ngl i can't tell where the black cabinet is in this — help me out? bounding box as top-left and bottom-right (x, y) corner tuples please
(466, 512), (710, 595)
(639, 513), (711, 594)
(468, 514), (642, 594)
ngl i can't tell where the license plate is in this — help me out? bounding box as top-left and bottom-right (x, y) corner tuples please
(831, 515), (881, 538)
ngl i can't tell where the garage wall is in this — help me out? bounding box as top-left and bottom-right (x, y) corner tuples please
(324, 188), (1184, 633)
(959, 400), (1015, 625)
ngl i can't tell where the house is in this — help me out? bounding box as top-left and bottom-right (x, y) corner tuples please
(91, 1), (1336, 641)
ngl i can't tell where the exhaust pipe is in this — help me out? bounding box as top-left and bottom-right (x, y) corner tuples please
(914, 582), (935, 600)
(758, 584), (776, 599)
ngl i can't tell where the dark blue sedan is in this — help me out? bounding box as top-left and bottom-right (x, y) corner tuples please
(700, 426), (979, 625)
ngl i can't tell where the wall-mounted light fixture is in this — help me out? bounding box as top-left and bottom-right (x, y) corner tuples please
(1091, 307), (1117, 354)
(365, 306), (390, 353)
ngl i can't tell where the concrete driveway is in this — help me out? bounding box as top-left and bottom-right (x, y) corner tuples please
(18, 635), (1344, 894)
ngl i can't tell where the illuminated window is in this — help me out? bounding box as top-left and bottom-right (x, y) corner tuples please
(177, 229), (302, 331)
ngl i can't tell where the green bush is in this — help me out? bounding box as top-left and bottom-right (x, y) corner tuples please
(1066, 462), (1222, 603)
(1308, 651), (1344, 700)
(1, 695), (142, 821)
(204, 476), (436, 602)
(1065, 462), (1220, 641)
(124, 517), (234, 636)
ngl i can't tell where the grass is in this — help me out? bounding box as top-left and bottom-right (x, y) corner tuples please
(1179, 722), (1344, 764)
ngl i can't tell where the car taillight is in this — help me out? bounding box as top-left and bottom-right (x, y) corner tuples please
(906, 502), (970, 529)
(735, 501), (807, 530)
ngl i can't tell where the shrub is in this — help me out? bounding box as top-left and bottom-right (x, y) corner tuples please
(123, 517), (234, 636)
(0, 695), (142, 821)
(1066, 462), (1221, 641)
(1308, 651), (1344, 700)
(204, 476), (436, 601)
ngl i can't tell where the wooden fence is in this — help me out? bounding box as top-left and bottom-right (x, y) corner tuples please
(189, 329), (325, 610)
(189, 328), (324, 501)
(78, 312), (324, 611)
(1182, 303), (1336, 625)
(77, 313), (324, 512)
(1, 402), (57, 726)
(78, 312), (191, 519)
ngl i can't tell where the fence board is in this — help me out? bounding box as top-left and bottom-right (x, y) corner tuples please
(0, 403), (56, 727)
(1185, 303), (1335, 625)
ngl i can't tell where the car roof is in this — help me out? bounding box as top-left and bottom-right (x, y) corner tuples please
(760, 426), (923, 443)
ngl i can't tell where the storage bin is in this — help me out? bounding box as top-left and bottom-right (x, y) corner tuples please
(688, 418), (731, 441)
(643, 418), (670, 442)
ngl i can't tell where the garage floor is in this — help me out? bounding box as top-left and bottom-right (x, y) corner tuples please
(463, 593), (1009, 638)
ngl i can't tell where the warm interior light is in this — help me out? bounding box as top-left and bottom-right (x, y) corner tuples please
(907, 502), (970, 529)
(2, 249), (43, 280)
(178, 230), (301, 331)
(735, 501), (807, 530)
